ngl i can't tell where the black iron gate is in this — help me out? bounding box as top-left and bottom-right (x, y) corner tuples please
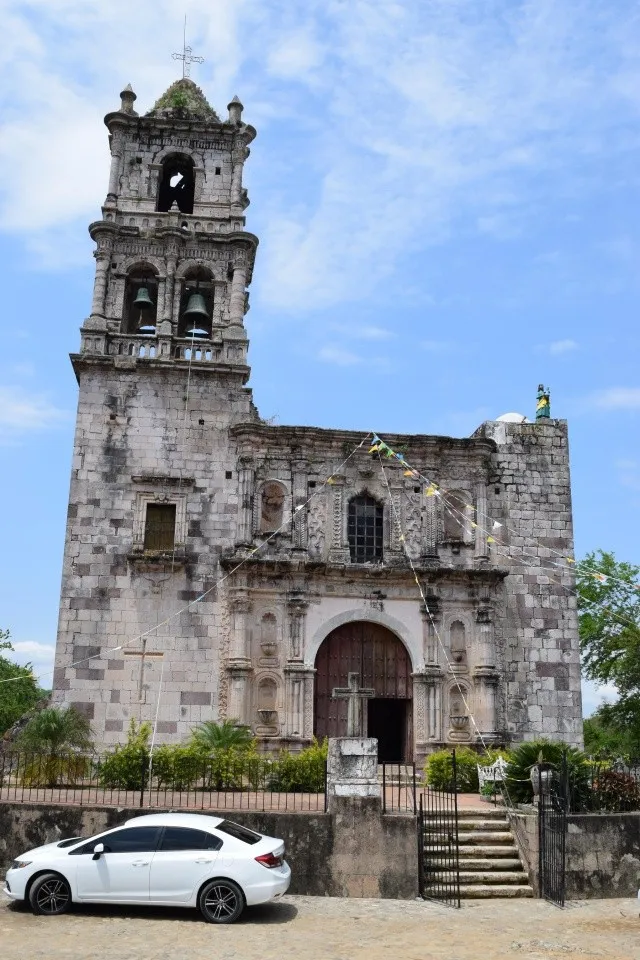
(538, 755), (568, 906)
(418, 750), (461, 907)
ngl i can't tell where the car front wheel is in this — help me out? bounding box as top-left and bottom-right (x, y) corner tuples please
(198, 879), (244, 924)
(28, 873), (71, 916)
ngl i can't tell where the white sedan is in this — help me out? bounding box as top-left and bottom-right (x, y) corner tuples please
(3, 812), (291, 924)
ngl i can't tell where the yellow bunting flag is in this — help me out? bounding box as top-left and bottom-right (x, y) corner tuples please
(425, 484), (438, 497)
(369, 444), (380, 454)
(327, 477), (336, 485)
(566, 557), (575, 564)
(487, 536), (496, 544)
(470, 521), (477, 529)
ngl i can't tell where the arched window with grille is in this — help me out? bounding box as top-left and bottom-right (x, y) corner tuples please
(347, 494), (384, 563)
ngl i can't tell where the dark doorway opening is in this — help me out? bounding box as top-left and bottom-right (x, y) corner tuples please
(368, 698), (407, 762)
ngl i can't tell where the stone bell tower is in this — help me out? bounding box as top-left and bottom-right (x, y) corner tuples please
(52, 79), (261, 743)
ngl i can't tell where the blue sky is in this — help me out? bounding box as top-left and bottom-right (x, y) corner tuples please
(0, 0), (638, 716)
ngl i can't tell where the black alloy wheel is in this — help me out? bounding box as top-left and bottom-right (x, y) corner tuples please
(198, 879), (244, 924)
(28, 873), (71, 916)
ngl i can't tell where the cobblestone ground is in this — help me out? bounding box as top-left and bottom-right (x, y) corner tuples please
(2, 895), (639, 960)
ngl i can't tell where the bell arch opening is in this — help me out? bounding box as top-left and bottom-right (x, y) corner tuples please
(313, 620), (413, 762)
(157, 154), (195, 214)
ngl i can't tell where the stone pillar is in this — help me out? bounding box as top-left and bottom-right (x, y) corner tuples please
(228, 260), (247, 333)
(231, 148), (246, 205)
(106, 131), (123, 200)
(475, 482), (489, 560)
(424, 667), (443, 742)
(326, 739), (381, 810)
(421, 593), (440, 664)
(90, 252), (110, 319)
(236, 458), (254, 546)
(284, 664), (310, 740)
(423, 492), (439, 558)
(328, 477), (350, 563)
(227, 593), (252, 725)
(162, 256), (177, 329)
(292, 459), (308, 551)
(287, 596), (308, 661)
(473, 667), (499, 743)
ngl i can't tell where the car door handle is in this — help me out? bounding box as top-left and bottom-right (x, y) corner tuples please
(132, 860), (150, 867)
(194, 858), (213, 864)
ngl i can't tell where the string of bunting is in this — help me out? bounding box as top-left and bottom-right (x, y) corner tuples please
(0, 433), (373, 688)
(369, 434), (640, 594)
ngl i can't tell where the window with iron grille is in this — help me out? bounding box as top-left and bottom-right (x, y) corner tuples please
(143, 503), (176, 551)
(347, 495), (384, 563)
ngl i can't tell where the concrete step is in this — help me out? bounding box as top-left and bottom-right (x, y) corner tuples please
(457, 884), (534, 899)
(456, 809), (508, 820)
(457, 830), (514, 844)
(457, 819), (510, 831)
(456, 857), (523, 871)
(458, 871), (529, 885)
(437, 844), (519, 858)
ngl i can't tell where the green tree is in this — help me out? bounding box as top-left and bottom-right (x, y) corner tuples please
(17, 705), (94, 755)
(577, 550), (640, 757)
(0, 629), (44, 736)
(189, 718), (254, 752)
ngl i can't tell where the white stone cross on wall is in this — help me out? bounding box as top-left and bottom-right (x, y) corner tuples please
(331, 672), (375, 737)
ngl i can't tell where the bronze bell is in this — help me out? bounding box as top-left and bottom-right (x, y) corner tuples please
(183, 292), (210, 338)
(133, 285), (154, 310)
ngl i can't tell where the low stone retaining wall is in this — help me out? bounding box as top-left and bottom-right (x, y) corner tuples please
(0, 799), (418, 900)
(510, 809), (640, 898)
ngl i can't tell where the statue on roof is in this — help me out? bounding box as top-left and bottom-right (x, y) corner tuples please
(536, 384), (551, 420)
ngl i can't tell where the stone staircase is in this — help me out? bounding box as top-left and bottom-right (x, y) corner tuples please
(423, 807), (533, 899)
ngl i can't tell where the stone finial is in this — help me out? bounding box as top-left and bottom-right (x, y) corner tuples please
(228, 95), (244, 124)
(119, 84), (138, 115)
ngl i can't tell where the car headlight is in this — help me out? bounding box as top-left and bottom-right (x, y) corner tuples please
(10, 861), (32, 870)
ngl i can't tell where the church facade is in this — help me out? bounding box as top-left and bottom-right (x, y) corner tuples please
(51, 79), (583, 764)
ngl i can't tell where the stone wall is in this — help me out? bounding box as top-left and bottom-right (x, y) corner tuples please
(0, 801), (417, 900)
(511, 810), (640, 898)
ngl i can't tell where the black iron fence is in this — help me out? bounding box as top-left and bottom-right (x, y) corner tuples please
(418, 751), (461, 907)
(538, 757), (568, 906)
(0, 751), (327, 813)
(381, 762), (417, 814)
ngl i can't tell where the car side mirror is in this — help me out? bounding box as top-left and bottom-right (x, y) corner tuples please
(92, 843), (105, 861)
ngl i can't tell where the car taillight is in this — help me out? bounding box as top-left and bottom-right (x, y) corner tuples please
(255, 851), (284, 869)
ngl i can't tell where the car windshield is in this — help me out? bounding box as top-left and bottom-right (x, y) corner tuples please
(216, 821), (262, 844)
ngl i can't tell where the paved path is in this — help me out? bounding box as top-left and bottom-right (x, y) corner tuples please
(2, 895), (638, 960)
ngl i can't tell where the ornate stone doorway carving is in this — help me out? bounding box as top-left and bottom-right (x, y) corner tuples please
(313, 621), (413, 761)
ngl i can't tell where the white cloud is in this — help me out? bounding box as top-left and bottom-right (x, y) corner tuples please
(549, 339), (579, 355)
(615, 458), (640, 491)
(317, 345), (365, 366)
(9, 640), (56, 686)
(267, 29), (324, 79)
(588, 387), (640, 411)
(0, 0), (639, 314)
(0, 385), (69, 443)
(581, 677), (618, 718)
(329, 323), (394, 341)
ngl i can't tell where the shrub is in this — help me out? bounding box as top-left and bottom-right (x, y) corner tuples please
(19, 753), (92, 788)
(424, 747), (481, 792)
(267, 738), (328, 793)
(504, 739), (590, 805)
(189, 719), (254, 752)
(16, 706), (93, 754)
(590, 769), (640, 812)
(97, 719), (151, 791)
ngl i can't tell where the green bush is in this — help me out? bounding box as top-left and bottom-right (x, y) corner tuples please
(267, 738), (328, 793)
(20, 753), (92, 788)
(591, 769), (640, 812)
(424, 747), (481, 792)
(504, 739), (590, 805)
(97, 719), (151, 790)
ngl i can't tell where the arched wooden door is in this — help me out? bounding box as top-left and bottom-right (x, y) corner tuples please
(314, 621), (413, 761)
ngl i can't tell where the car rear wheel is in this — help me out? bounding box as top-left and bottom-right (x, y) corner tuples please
(198, 879), (244, 924)
(28, 873), (71, 916)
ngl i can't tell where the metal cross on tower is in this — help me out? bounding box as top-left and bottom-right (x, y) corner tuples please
(331, 672), (375, 737)
(172, 16), (205, 78)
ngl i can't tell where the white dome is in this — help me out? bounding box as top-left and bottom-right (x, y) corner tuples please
(495, 412), (528, 423)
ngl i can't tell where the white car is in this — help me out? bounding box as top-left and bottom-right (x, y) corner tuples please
(3, 812), (290, 924)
